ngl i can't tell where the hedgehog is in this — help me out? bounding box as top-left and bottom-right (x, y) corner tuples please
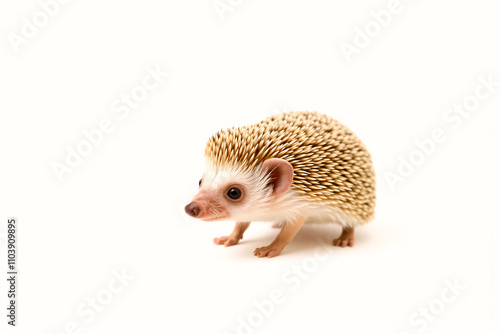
(185, 111), (376, 258)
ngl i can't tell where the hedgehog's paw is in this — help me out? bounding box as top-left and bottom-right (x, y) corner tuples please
(254, 244), (285, 258)
(213, 235), (241, 247)
(333, 227), (354, 247)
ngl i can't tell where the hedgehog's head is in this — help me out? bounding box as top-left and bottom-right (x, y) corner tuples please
(184, 158), (295, 222)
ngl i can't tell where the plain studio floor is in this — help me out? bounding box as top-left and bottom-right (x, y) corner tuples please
(0, 1), (499, 334)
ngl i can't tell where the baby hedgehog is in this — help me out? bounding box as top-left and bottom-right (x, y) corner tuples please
(185, 111), (376, 258)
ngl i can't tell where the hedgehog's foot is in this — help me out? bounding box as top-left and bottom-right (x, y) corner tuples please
(213, 222), (250, 247)
(213, 235), (241, 247)
(254, 243), (285, 258)
(333, 227), (354, 247)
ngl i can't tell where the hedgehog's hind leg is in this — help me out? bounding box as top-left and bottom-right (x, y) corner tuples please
(333, 226), (354, 247)
(213, 222), (250, 247)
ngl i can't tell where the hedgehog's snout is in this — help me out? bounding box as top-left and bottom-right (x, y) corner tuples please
(185, 202), (200, 217)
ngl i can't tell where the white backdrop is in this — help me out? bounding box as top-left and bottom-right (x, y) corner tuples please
(0, 1), (499, 333)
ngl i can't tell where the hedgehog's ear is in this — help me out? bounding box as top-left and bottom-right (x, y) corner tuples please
(261, 158), (293, 197)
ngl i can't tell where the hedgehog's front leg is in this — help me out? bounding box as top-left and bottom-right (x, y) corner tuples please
(254, 215), (305, 258)
(213, 222), (250, 247)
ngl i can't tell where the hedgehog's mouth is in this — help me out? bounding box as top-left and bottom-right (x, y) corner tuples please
(201, 215), (229, 222)
(198, 202), (230, 221)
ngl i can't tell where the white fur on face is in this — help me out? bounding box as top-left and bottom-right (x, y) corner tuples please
(202, 161), (307, 224)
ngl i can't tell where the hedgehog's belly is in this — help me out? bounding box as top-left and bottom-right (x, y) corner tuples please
(303, 202), (362, 227)
(265, 189), (364, 227)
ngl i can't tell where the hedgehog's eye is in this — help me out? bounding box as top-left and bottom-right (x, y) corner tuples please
(226, 187), (242, 200)
(198, 179), (202, 187)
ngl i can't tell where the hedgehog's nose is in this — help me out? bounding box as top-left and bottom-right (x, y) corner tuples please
(185, 202), (200, 217)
